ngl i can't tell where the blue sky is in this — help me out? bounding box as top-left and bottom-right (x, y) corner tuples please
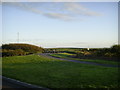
(0, 3), (2, 46)
(2, 2), (118, 48)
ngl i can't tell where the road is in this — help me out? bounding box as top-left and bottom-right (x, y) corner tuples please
(40, 53), (120, 68)
(2, 79), (25, 89)
(2, 76), (49, 90)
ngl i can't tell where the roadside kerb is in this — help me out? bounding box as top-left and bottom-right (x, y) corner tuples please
(2, 76), (50, 90)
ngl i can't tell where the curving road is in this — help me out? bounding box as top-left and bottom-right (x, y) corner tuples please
(40, 53), (120, 68)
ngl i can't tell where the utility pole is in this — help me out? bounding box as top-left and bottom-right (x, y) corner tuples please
(17, 32), (19, 43)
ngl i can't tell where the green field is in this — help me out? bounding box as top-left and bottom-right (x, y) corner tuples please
(0, 57), (2, 75)
(50, 53), (76, 58)
(3, 55), (119, 88)
(50, 53), (119, 66)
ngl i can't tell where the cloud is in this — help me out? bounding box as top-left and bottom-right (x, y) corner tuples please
(6, 2), (43, 14)
(4, 2), (101, 21)
(44, 13), (74, 21)
(0, 0), (2, 5)
(65, 3), (101, 16)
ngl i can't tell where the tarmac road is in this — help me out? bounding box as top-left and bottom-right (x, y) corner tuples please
(40, 53), (120, 68)
(2, 76), (49, 90)
(2, 78), (26, 89)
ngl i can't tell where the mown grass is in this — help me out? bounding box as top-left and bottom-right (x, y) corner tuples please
(2, 55), (119, 88)
(0, 57), (2, 75)
(50, 53), (75, 58)
(50, 53), (119, 66)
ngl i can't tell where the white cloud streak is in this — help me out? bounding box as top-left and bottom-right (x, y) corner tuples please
(1, 0), (119, 2)
(4, 2), (102, 21)
(65, 3), (101, 16)
(44, 13), (74, 21)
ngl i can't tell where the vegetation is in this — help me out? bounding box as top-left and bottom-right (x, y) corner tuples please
(50, 53), (119, 65)
(0, 49), (2, 57)
(3, 54), (119, 88)
(2, 43), (43, 57)
(76, 45), (120, 60)
(44, 48), (80, 54)
(45, 45), (120, 61)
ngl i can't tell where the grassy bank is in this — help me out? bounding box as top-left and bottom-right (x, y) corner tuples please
(50, 53), (119, 66)
(0, 57), (2, 75)
(3, 55), (119, 88)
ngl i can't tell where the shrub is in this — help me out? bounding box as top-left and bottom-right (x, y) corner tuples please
(76, 51), (84, 58)
(2, 44), (43, 53)
(110, 45), (120, 57)
(2, 49), (26, 57)
(76, 45), (120, 60)
(2, 43), (44, 57)
(76, 51), (90, 57)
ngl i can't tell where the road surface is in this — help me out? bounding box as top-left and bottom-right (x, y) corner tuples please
(2, 76), (49, 90)
(40, 53), (120, 68)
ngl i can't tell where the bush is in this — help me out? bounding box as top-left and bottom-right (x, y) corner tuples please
(2, 43), (44, 57)
(104, 52), (114, 57)
(76, 45), (120, 60)
(76, 51), (92, 58)
(2, 49), (26, 57)
(2, 43), (43, 53)
(110, 45), (120, 57)
(76, 51), (84, 58)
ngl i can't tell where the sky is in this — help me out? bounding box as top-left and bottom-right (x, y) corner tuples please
(1, 2), (118, 48)
(0, 4), (1, 46)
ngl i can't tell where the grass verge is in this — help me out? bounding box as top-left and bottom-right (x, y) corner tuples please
(50, 53), (119, 66)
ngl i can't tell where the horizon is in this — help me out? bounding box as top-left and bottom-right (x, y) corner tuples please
(1, 2), (118, 48)
(0, 42), (118, 49)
